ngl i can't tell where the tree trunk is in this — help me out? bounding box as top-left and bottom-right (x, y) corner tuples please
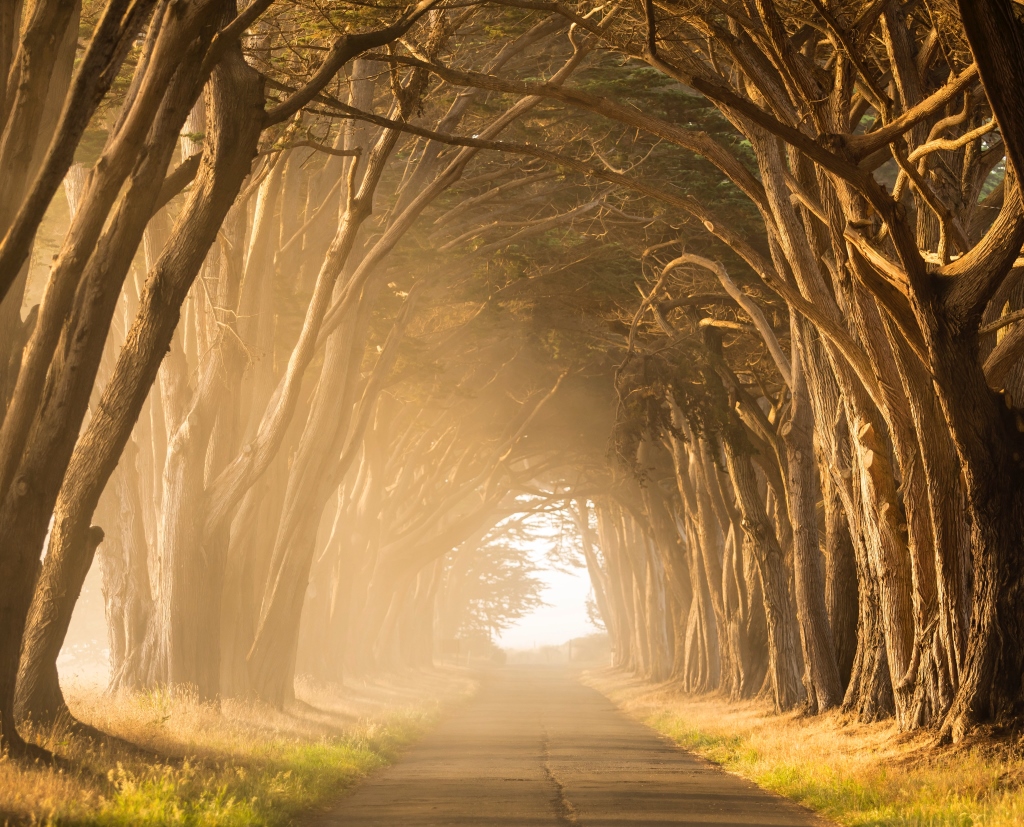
(104, 438), (157, 693)
(929, 323), (1024, 741)
(842, 431), (896, 722)
(822, 471), (858, 688)
(0, 23), (217, 754)
(784, 325), (843, 711)
(13, 42), (264, 724)
(14, 526), (103, 725)
(596, 502), (633, 668)
(723, 434), (803, 711)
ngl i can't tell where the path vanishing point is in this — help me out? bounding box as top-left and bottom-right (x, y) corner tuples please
(313, 667), (828, 826)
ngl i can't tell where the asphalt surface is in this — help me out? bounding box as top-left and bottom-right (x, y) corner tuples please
(313, 667), (827, 826)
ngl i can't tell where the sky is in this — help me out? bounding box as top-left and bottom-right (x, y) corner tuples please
(497, 548), (600, 650)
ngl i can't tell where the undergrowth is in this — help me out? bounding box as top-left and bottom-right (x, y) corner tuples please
(87, 715), (422, 826)
(0, 669), (474, 826)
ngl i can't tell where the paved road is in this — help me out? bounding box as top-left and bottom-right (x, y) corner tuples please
(313, 667), (826, 826)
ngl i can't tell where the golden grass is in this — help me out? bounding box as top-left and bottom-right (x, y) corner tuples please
(0, 667), (476, 826)
(585, 670), (1024, 827)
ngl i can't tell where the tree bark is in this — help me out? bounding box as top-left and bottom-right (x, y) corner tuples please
(784, 323), (843, 711)
(14, 39), (264, 722)
(723, 433), (803, 711)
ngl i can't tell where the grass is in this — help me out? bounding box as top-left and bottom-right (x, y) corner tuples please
(0, 668), (476, 826)
(585, 670), (1024, 827)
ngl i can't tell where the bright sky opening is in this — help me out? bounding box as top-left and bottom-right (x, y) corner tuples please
(498, 547), (598, 650)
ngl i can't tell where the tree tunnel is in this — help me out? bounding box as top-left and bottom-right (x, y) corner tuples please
(3, 0), (1024, 762)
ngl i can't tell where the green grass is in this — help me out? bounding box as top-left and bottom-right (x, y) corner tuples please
(88, 710), (430, 826)
(1, 670), (475, 826)
(589, 672), (1024, 827)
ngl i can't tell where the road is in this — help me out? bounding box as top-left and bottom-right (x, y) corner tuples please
(312, 667), (827, 826)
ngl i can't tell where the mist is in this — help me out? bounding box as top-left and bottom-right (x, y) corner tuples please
(2, 2), (1024, 825)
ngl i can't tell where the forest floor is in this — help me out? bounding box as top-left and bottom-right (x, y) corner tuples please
(587, 669), (1024, 827)
(0, 666), (477, 826)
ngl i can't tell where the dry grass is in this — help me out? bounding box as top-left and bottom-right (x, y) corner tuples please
(0, 667), (477, 826)
(585, 670), (1024, 827)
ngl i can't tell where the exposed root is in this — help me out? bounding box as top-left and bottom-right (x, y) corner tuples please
(2, 736), (54, 767)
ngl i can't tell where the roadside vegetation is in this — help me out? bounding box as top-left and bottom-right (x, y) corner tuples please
(0, 669), (475, 826)
(590, 671), (1024, 827)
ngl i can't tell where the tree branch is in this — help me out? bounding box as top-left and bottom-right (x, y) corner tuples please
(262, 0), (440, 126)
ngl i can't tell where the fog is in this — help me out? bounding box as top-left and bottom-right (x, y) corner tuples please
(4, 8), (1024, 827)
(496, 551), (599, 650)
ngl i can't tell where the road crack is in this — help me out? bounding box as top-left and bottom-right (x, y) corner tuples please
(541, 729), (582, 825)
